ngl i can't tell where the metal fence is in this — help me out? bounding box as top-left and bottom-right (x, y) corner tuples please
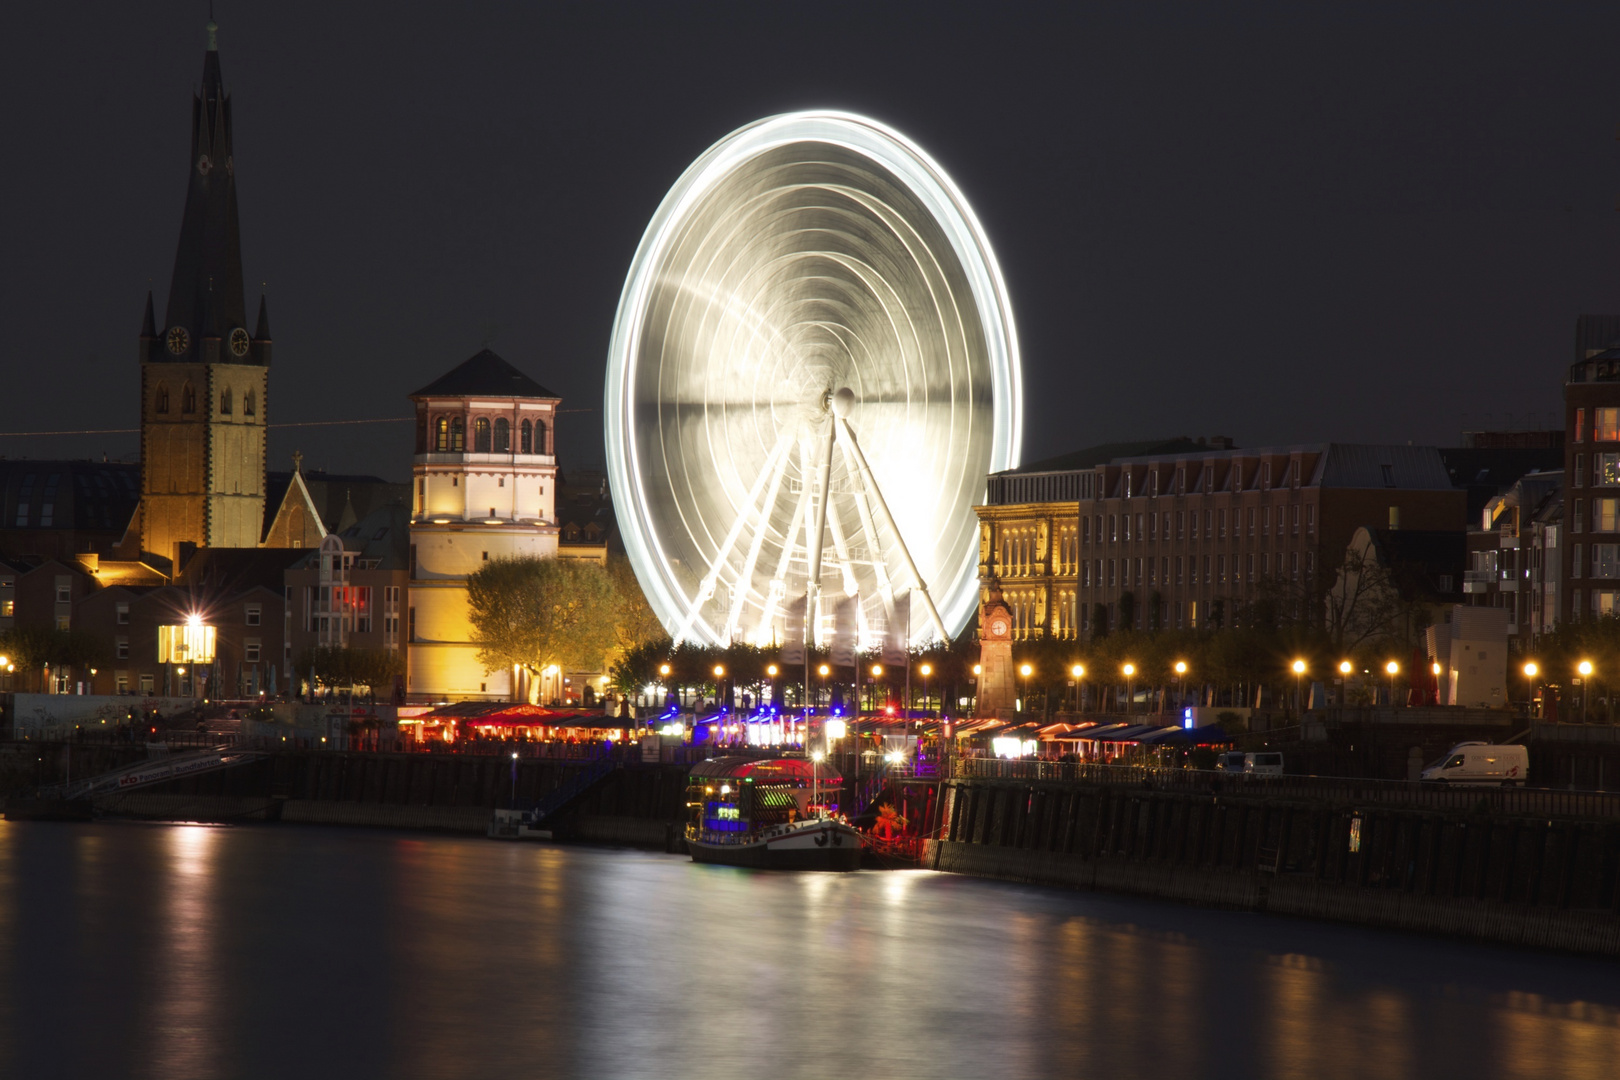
(957, 757), (1620, 819)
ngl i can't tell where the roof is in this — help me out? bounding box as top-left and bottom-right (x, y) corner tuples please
(409, 349), (559, 400)
(1012, 438), (1206, 475)
(687, 756), (842, 785)
(173, 547), (307, 595)
(1364, 528), (1465, 603)
(0, 460), (141, 536)
(291, 503), (411, 570)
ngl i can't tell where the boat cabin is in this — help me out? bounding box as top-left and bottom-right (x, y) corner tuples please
(686, 756), (844, 838)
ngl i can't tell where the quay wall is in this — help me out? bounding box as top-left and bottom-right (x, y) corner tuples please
(928, 778), (1620, 958)
(81, 750), (689, 847)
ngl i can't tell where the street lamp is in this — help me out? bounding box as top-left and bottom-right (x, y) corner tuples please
(1292, 659), (1306, 716)
(1579, 659), (1594, 723)
(818, 663), (830, 711)
(1071, 663), (1084, 713)
(1173, 660), (1187, 715)
(1523, 661), (1539, 719)
(919, 663), (932, 716)
(1385, 660), (1400, 707)
(1019, 663), (1033, 715)
(1122, 662), (1136, 716)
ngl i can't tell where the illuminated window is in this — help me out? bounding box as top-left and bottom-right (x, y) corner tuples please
(1599, 408), (1620, 442)
(1596, 498), (1620, 532)
(1598, 453), (1620, 486)
(450, 417), (465, 451)
(435, 416), (450, 452)
(1576, 408), (1587, 443)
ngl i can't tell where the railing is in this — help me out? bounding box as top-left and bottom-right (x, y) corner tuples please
(957, 758), (1620, 819)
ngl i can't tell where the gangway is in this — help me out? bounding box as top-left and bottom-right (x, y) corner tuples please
(40, 746), (265, 802)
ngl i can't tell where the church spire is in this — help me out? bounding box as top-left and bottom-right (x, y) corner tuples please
(159, 16), (250, 362)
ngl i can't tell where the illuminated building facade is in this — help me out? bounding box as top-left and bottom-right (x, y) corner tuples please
(406, 350), (562, 702)
(976, 440), (1466, 639)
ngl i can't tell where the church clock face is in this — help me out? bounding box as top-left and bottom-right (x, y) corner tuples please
(229, 328), (250, 357)
(987, 616), (1010, 640)
(166, 326), (190, 356)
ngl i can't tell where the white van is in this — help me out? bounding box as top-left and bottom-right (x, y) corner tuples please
(1214, 751), (1247, 772)
(1244, 752), (1284, 776)
(1420, 742), (1528, 787)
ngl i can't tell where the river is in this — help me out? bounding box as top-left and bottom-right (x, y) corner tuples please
(0, 821), (1614, 1079)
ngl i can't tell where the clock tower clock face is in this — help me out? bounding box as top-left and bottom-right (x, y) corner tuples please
(229, 328), (250, 357)
(988, 617), (1009, 639)
(166, 327), (190, 356)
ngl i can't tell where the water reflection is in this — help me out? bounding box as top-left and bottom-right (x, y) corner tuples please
(0, 821), (1614, 1080)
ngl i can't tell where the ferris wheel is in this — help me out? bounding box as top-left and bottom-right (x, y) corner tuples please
(605, 111), (1021, 651)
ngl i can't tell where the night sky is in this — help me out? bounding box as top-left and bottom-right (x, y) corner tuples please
(3, 2), (1618, 482)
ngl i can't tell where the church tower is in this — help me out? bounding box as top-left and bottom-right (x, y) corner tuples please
(139, 18), (270, 571)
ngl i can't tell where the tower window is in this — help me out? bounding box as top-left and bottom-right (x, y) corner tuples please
(474, 417), (491, 453)
(494, 418), (510, 453)
(182, 383), (196, 414)
(221, 388), (232, 415)
(450, 417), (465, 451)
(243, 389), (255, 416)
(534, 419), (548, 454)
(155, 383), (170, 414)
(435, 416), (450, 452)
(520, 420), (533, 454)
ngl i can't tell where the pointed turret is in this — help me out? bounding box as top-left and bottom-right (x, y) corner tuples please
(252, 294), (273, 364)
(141, 291), (157, 337)
(159, 17), (250, 363)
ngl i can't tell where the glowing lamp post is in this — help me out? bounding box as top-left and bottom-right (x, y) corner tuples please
(1522, 660), (1538, 718)
(919, 663), (932, 717)
(1122, 662), (1136, 716)
(1579, 660), (1594, 723)
(1385, 660), (1400, 707)
(1173, 661), (1187, 715)
(1019, 663), (1033, 715)
(1071, 664), (1084, 713)
(1292, 659), (1307, 716)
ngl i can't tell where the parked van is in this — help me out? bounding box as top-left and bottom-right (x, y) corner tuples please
(1420, 742), (1528, 787)
(1215, 751), (1247, 772)
(1244, 752), (1284, 776)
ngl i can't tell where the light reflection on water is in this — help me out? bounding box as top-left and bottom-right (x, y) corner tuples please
(0, 821), (1613, 1080)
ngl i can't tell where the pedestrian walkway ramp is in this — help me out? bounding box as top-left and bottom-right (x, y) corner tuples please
(42, 747), (266, 802)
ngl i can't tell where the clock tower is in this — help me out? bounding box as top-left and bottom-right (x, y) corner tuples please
(138, 18), (270, 571)
(977, 583), (1016, 717)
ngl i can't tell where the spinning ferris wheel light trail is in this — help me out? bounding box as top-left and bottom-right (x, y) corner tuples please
(605, 111), (1022, 658)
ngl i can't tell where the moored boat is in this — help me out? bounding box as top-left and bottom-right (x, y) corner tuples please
(684, 756), (862, 871)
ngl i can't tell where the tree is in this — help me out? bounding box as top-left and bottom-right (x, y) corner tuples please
(606, 554), (666, 654)
(466, 556), (620, 679)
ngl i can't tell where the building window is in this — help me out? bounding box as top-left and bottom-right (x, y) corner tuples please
(221, 388), (232, 415)
(1575, 499), (1586, 533)
(1247, 508), (1255, 537)
(55, 615), (70, 631)
(1599, 408), (1620, 442)
(1107, 559), (1116, 587)
(435, 416), (450, 451)
(1576, 408), (1587, 443)
(1291, 505), (1300, 536)
(1577, 454), (1588, 487)
(1306, 505), (1315, 535)
(140, 674), (154, 695)
(520, 420), (533, 454)
(155, 383), (170, 413)
(244, 389), (255, 416)
(1596, 498), (1620, 532)
(494, 418), (510, 453)
(116, 637), (129, 660)
(451, 417), (465, 451)
(182, 383), (196, 413)
(1218, 509), (1226, 539)
(1176, 556), (1184, 585)
(116, 602), (129, 625)
(1598, 453), (1620, 487)
(1108, 515), (1117, 543)
(408, 607), (417, 642)
(1594, 544), (1620, 578)
(534, 419), (548, 454)
(55, 578), (71, 604)
(1247, 553), (1255, 582)
(474, 417), (491, 453)
(1290, 552), (1300, 581)
(245, 639), (262, 663)
(245, 604), (261, 626)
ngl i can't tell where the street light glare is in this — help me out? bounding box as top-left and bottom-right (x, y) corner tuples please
(920, 664), (932, 677)
(1292, 659), (1306, 674)
(1019, 663), (1032, 677)
(1338, 660), (1353, 675)
(1385, 661), (1400, 675)
(1523, 662), (1539, 678)
(1579, 660), (1594, 676)
(767, 664), (778, 677)
(713, 665), (725, 677)
(1174, 661), (1187, 674)
(1071, 664), (1084, 678)
(818, 664), (830, 676)
(871, 664), (884, 676)
(1122, 663), (1136, 677)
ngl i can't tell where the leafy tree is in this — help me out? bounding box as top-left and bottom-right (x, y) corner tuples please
(466, 556), (621, 679)
(294, 646), (404, 701)
(606, 554), (666, 654)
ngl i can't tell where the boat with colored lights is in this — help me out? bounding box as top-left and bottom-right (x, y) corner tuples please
(684, 756), (862, 871)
